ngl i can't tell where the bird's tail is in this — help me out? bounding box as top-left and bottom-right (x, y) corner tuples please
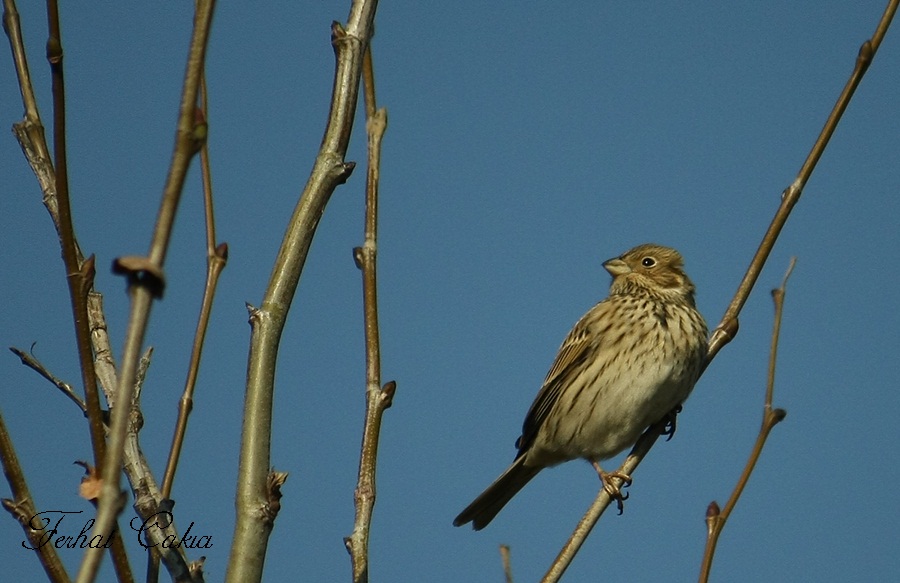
(453, 456), (541, 530)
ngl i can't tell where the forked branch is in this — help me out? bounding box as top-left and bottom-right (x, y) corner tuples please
(698, 259), (794, 582)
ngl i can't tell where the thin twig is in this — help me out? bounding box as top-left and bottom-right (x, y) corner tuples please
(698, 259), (794, 582)
(151, 74), (227, 583)
(9, 338), (138, 583)
(45, 0), (107, 484)
(74, 1), (217, 582)
(705, 0), (897, 364)
(77, 333), (199, 581)
(225, 3), (378, 582)
(3, 0), (63, 238)
(117, 350), (204, 582)
(344, 44), (392, 583)
(160, 77), (226, 502)
(3, 0), (42, 133)
(0, 409), (71, 583)
(500, 545), (514, 583)
(9, 346), (88, 414)
(11, 3), (133, 577)
(541, 428), (665, 583)
(540, 3), (898, 580)
(5, 2), (158, 580)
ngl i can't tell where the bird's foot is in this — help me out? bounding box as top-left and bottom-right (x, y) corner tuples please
(592, 462), (632, 514)
(661, 404), (683, 441)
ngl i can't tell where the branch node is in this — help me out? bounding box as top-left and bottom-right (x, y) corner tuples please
(857, 40), (873, 71)
(192, 126), (208, 153)
(245, 302), (267, 325)
(215, 241), (229, 261)
(367, 107), (388, 133)
(382, 380), (396, 408)
(112, 255), (166, 298)
(2, 498), (32, 525)
(705, 500), (721, 538)
(75, 254), (97, 297)
(45, 36), (63, 64)
(331, 20), (348, 43)
(336, 161), (356, 184)
(189, 556), (206, 579)
(263, 470), (289, 524)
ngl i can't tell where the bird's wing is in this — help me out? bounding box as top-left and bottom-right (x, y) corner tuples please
(516, 312), (595, 454)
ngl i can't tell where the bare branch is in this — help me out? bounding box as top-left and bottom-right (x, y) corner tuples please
(41, 0), (109, 479)
(344, 44), (392, 583)
(3, 0), (66, 245)
(540, 3), (898, 579)
(9, 345), (87, 414)
(161, 85), (228, 504)
(226, 2), (379, 581)
(74, 0), (217, 581)
(705, 0), (897, 363)
(150, 81), (227, 583)
(697, 259), (795, 582)
(7, 340), (137, 583)
(0, 409), (71, 582)
(5, 2), (135, 577)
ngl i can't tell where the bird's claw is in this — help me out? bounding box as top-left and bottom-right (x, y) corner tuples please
(604, 480), (630, 514)
(661, 404), (683, 441)
(593, 463), (632, 514)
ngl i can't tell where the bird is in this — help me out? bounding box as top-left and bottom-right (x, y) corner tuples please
(453, 243), (708, 530)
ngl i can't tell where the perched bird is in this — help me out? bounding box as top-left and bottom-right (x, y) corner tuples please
(454, 243), (708, 530)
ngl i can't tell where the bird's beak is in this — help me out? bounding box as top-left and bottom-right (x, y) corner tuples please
(603, 257), (630, 276)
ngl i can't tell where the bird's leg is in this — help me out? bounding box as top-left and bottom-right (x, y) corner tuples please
(660, 404), (683, 441)
(591, 461), (632, 514)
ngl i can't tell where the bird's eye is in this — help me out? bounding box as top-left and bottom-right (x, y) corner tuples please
(641, 257), (656, 268)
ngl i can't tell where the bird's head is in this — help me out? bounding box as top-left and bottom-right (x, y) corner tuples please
(603, 243), (697, 303)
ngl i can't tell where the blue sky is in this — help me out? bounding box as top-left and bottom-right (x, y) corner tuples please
(2, 2), (899, 581)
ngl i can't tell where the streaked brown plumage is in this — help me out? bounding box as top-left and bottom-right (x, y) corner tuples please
(454, 244), (707, 530)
